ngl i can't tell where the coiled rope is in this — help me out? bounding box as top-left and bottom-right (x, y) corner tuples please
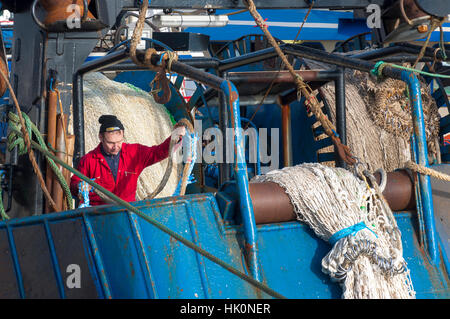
(7, 112), (74, 210)
(129, 0), (178, 105)
(0, 67), (60, 212)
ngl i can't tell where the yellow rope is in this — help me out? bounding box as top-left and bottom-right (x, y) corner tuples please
(129, 0), (149, 67)
(413, 17), (444, 68)
(0, 65), (58, 211)
(293, 0), (314, 43)
(404, 160), (450, 182)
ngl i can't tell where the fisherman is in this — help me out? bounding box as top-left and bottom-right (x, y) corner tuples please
(70, 114), (185, 206)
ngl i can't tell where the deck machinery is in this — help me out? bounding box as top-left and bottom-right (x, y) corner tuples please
(0, 0), (448, 298)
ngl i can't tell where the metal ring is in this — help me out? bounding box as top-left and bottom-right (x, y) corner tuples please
(375, 168), (387, 192)
(31, 0), (49, 31)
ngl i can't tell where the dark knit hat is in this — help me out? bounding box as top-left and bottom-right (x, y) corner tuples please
(99, 115), (124, 133)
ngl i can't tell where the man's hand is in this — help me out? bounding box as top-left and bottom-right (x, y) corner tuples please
(172, 125), (186, 143)
(171, 125), (186, 153)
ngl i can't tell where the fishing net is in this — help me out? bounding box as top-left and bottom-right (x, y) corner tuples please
(304, 60), (440, 172)
(252, 163), (416, 299)
(80, 72), (180, 199)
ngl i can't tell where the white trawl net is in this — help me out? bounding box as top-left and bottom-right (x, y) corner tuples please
(252, 163), (416, 299)
(81, 72), (180, 199)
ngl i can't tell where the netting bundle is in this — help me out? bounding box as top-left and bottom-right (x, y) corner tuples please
(252, 163), (416, 299)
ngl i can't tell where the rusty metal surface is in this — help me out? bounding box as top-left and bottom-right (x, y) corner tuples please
(280, 104), (292, 167)
(228, 70), (323, 83)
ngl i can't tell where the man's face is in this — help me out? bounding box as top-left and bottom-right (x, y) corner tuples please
(99, 130), (124, 155)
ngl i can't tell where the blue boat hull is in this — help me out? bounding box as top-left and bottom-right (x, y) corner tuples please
(0, 193), (448, 299)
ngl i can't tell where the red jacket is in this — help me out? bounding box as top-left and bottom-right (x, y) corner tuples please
(70, 137), (171, 206)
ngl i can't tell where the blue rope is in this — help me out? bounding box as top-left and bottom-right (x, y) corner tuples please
(331, 129), (339, 139)
(78, 179), (95, 208)
(329, 221), (377, 246)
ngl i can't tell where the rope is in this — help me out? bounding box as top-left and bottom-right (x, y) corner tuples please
(399, 0), (413, 26)
(404, 160), (450, 181)
(128, 0), (179, 105)
(375, 168), (387, 192)
(78, 180), (94, 208)
(224, 9), (248, 16)
(0, 66), (58, 212)
(129, 0), (178, 72)
(413, 17), (443, 68)
(173, 122), (198, 196)
(252, 163), (415, 299)
(146, 118), (194, 199)
(129, 0), (150, 67)
(293, 0), (314, 43)
(243, 0), (356, 165)
(174, 119), (196, 196)
(244, 1), (313, 129)
(7, 112), (74, 210)
(8, 124), (286, 299)
(328, 221), (378, 246)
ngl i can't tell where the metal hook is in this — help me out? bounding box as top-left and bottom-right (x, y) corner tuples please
(31, 0), (49, 32)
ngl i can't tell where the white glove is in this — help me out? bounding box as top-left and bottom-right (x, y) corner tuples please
(171, 126), (186, 152)
(172, 126), (186, 139)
